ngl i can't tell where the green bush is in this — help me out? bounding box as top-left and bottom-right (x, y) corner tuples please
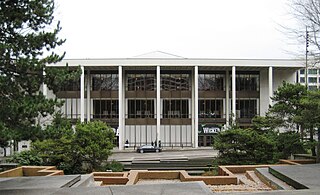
(9, 150), (43, 166)
(214, 128), (276, 165)
(32, 120), (114, 174)
(104, 160), (124, 172)
(272, 131), (306, 159)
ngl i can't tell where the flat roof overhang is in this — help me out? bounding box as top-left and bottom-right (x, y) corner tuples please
(47, 58), (305, 71)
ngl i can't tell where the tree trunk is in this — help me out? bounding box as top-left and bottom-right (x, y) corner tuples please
(300, 125), (304, 141)
(310, 128), (316, 156)
(3, 147), (6, 157)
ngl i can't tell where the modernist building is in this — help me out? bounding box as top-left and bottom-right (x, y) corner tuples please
(297, 67), (320, 90)
(46, 52), (303, 150)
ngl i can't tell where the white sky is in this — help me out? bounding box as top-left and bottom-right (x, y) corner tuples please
(54, 0), (301, 59)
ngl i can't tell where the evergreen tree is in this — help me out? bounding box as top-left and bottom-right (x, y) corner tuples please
(257, 82), (320, 159)
(0, 0), (80, 144)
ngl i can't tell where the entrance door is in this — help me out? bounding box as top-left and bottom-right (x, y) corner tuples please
(198, 135), (214, 147)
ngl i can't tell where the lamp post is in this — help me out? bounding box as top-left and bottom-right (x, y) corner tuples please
(305, 26), (309, 88)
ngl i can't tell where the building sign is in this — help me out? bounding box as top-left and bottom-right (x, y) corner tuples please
(111, 127), (119, 136)
(199, 124), (221, 135)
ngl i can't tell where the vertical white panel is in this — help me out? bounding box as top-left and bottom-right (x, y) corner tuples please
(147, 126), (152, 144)
(165, 125), (170, 147)
(152, 125), (157, 143)
(42, 70), (47, 97)
(80, 66), (85, 122)
(187, 125), (192, 145)
(90, 99), (93, 119)
(136, 126), (141, 145)
(66, 99), (71, 117)
(194, 65), (199, 148)
(86, 70), (91, 121)
(232, 66), (236, 123)
(84, 99), (87, 119)
(225, 70), (230, 126)
(176, 125), (181, 146)
(73, 99), (77, 118)
(182, 125), (186, 143)
(191, 68), (195, 147)
(268, 66), (273, 106)
(159, 125), (164, 142)
(118, 65), (124, 150)
(260, 69), (270, 116)
(124, 125), (129, 142)
(170, 126), (175, 146)
(60, 101), (65, 116)
(156, 65), (161, 144)
(142, 125), (146, 144)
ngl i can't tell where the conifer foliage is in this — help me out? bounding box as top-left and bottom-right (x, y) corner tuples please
(0, 0), (79, 142)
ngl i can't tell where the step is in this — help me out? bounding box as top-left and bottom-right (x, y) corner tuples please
(255, 168), (294, 190)
(124, 166), (211, 171)
(71, 174), (96, 187)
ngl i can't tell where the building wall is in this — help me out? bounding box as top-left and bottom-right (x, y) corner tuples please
(44, 58), (303, 149)
(259, 69), (269, 116)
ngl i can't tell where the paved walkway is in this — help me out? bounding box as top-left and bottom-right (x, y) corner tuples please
(112, 146), (214, 153)
(0, 181), (213, 195)
(109, 147), (218, 162)
(269, 164), (320, 190)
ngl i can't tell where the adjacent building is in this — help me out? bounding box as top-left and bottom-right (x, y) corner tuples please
(46, 52), (303, 149)
(297, 67), (320, 90)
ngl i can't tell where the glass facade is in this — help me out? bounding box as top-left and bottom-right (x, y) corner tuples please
(60, 79), (80, 91)
(232, 72), (259, 91)
(308, 69), (318, 74)
(92, 73), (118, 91)
(198, 99), (223, 118)
(308, 86), (318, 90)
(308, 77), (317, 83)
(198, 73), (224, 91)
(236, 99), (257, 118)
(127, 73), (155, 91)
(93, 100), (119, 118)
(127, 99), (155, 118)
(162, 99), (189, 118)
(161, 74), (190, 91)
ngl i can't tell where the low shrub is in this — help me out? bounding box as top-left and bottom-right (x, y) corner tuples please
(9, 150), (43, 166)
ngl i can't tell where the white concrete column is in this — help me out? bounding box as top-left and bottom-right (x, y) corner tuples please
(194, 66), (199, 148)
(156, 66), (161, 147)
(86, 70), (91, 122)
(232, 66), (236, 123)
(80, 66), (85, 122)
(225, 70), (230, 127)
(191, 68), (195, 147)
(42, 69), (47, 97)
(118, 65), (124, 150)
(268, 66), (273, 106)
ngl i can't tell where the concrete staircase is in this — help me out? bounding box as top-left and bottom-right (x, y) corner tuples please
(123, 156), (215, 174)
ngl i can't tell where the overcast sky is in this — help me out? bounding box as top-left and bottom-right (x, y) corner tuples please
(54, 0), (300, 59)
